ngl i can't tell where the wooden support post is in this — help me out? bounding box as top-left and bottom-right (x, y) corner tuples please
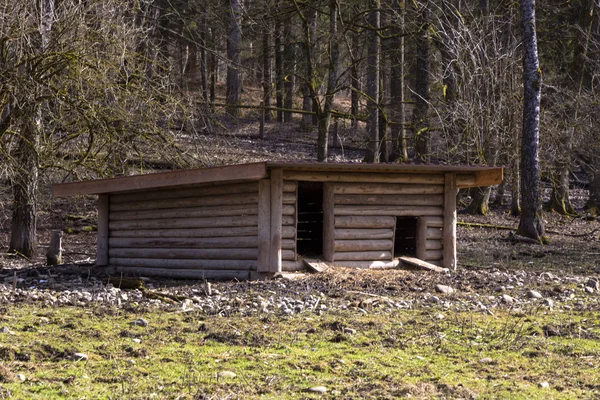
(443, 173), (458, 270)
(415, 217), (427, 260)
(97, 194), (109, 266)
(258, 179), (271, 272)
(322, 183), (335, 262)
(269, 169), (283, 273)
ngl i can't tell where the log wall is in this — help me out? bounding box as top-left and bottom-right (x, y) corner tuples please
(281, 181), (298, 266)
(325, 179), (446, 265)
(107, 181), (261, 278)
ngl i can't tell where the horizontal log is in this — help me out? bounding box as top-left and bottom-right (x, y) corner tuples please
(109, 236), (258, 249)
(424, 250), (443, 261)
(282, 205), (295, 216)
(282, 260), (304, 272)
(110, 205), (258, 221)
(114, 267), (252, 280)
(424, 216), (444, 227)
(335, 194), (444, 206)
(282, 192), (296, 204)
(110, 182), (258, 204)
(109, 248), (258, 260)
(110, 193), (259, 212)
(332, 260), (400, 269)
(282, 239), (295, 250)
(334, 206), (443, 217)
(282, 171), (445, 184)
(427, 228), (443, 240)
(334, 228), (394, 240)
(109, 215), (258, 231)
(455, 174), (476, 188)
(282, 226), (296, 239)
(334, 239), (393, 252)
(398, 257), (449, 273)
(283, 181), (297, 193)
(333, 183), (444, 195)
(282, 250), (296, 261)
(110, 258), (257, 270)
(426, 239), (443, 250)
(334, 251), (392, 261)
(281, 215), (295, 226)
(110, 226), (258, 238)
(334, 216), (396, 229)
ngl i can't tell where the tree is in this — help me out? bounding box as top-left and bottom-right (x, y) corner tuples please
(364, 0), (381, 163)
(389, 0), (408, 161)
(517, 0), (546, 242)
(226, 0), (242, 117)
(413, 1), (431, 163)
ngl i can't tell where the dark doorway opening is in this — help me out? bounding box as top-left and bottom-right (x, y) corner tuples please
(296, 182), (324, 257)
(394, 217), (417, 257)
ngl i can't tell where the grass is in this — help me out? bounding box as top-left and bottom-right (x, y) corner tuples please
(1, 302), (600, 399)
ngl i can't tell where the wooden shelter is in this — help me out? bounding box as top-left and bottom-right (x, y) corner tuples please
(52, 162), (503, 279)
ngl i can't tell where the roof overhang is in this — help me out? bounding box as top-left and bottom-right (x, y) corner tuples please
(51, 161), (503, 197)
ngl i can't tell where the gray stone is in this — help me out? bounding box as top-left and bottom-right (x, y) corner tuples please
(218, 371), (237, 379)
(501, 294), (515, 304)
(479, 357), (493, 364)
(131, 318), (149, 327)
(309, 386), (327, 394)
(72, 353), (88, 361)
(538, 382), (550, 389)
(435, 284), (454, 294)
(527, 290), (543, 299)
(543, 298), (554, 308)
(343, 327), (356, 334)
(586, 279), (599, 291)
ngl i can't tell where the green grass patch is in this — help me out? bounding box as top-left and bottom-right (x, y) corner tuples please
(1, 304), (599, 399)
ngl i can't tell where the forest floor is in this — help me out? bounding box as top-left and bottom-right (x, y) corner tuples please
(1, 117), (600, 399)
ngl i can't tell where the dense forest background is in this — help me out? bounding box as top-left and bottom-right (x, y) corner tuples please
(1, 0), (599, 257)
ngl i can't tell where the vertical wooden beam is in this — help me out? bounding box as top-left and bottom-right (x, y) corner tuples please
(443, 173), (458, 270)
(415, 217), (427, 260)
(322, 183), (335, 262)
(257, 179), (271, 272)
(97, 194), (109, 266)
(269, 169), (283, 273)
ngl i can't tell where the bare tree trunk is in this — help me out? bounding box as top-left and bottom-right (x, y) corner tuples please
(390, 0), (407, 161)
(200, 17), (208, 102)
(517, 0), (546, 242)
(493, 177), (506, 207)
(283, 22), (295, 123)
(413, 1), (431, 163)
(364, 0), (380, 163)
(378, 5), (390, 162)
(301, 8), (317, 129)
(587, 170), (600, 213)
(510, 165), (521, 216)
(547, 162), (575, 214)
(350, 31), (360, 129)
(226, 0), (242, 117)
(466, 187), (492, 215)
(262, 24), (272, 122)
(275, 15), (284, 122)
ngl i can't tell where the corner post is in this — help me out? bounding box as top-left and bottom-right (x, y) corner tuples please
(443, 173), (458, 270)
(269, 169), (283, 273)
(96, 194), (109, 266)
(322, 183), (335, 262)
(258, 179), (271, 272)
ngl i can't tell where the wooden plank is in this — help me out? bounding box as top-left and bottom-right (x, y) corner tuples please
(426, 227), (443, 240)
(334, 228), (394, 240)
(96, 194), (109, 266)
(113, 266), (251, 280)
(333, 183), (444, 195)
(334, 206), (443, 217)
(110, 258), (257, 270)
(110, 182), (258, 203)
(270, 169), (283, 273)
(109, 236), (258, 249)
(399, 256), (449, 273)
(282, 239), (295, 250)
(424, 250), (443, 261)
(335, 194), (444, 206)
(332, 260), (400, 269)
(257, 179), (271, 273)
(281, 250), (296, 261)
(53, 162), (268, 197)
(334, 215), (396, 229)
(455, 174), (476, 188)
(334, 239), (393, 252)
(302, 258), (330, 273)
(424, 216), (444, 227)
(109, 248), (258, 260)
(443, 173), (458, 270)
(322, 183), (335, 262)
(426, 239), (443, 250)
(109, 205), (258, 221)
(109, 215), (258, 231)
(282, 192), (296, 204)
(282, 171), (445, 184)
(282, 205), (295, 215)
(110, 193), (259, 212)
(415, 217), (427, 260)
(282, 260), (305, 272)
(281, 216), (296, 226)
(334, 251), (392, 261)
(474, 168), (503, 187)
(283, 181), (297, 193)
(110, 226), (258, 238)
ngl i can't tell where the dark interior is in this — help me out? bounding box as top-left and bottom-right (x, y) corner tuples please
(394, 217), (418, 257)
(296, 182), (324, 257)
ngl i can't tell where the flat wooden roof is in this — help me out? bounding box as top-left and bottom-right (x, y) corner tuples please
(52, 162), (503, 197)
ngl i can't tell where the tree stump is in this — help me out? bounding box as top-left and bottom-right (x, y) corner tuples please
(46, 230), (63, 266)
